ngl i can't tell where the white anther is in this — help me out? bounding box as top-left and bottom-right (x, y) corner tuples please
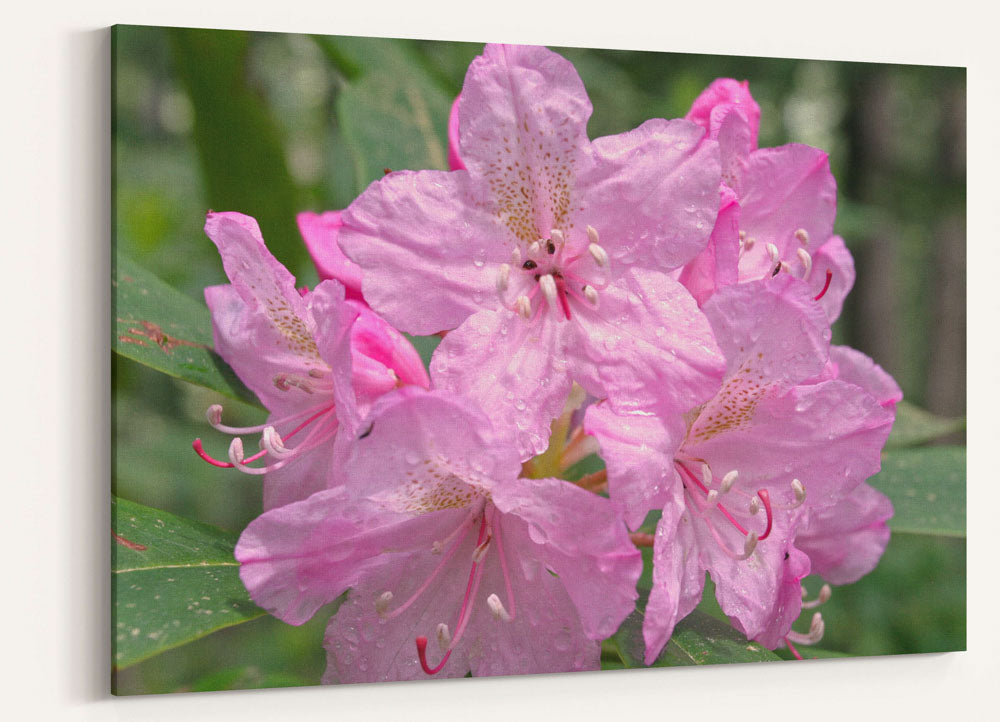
(487, 593), (512, 622)
(588, 242), (609, 268)
(228, 437), (245, 466)
(791, 479), (807, 507)
(786, 612), (826, 645)
(431, 541), (443, 555)
(511, 247), (522, 265)
(741, 531), (759, 559)
(515, 295), (532, 319)
(587, 225), (600, 245)
(744, 236), (756, 250)
(739, 230), (747, 242)
(749, 496), (761, 515)
(529, 240), (542, 255)
(583, 284), (599, 307)
(818, 584), (831, 604)
(701, 463), (713, 486)
(436, 623), (452, 651)
(308, 368), (325, 378)
(375, 591), (393, 618)
(706, 490), (720, 506)
(721, 470), (739, 493)
(780, 261), (792, 274)
(767, 242), (780, 264)
(795, 228), (810, 246)
(550, 228), (565, 246)
(539, 274), (558, 309)
(206, 404), (224, 426)
(472, 536), (492, 563)
(796, 248), (813, 280)
(496, 263), (511, 294)
(262, 426), (291, 458)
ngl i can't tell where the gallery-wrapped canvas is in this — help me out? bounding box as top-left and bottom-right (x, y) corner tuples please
(111, 25), (966, 695)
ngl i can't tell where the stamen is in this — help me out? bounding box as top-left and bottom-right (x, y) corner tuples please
(496, 263), (510, 294)
(192, 438), (235, 468)
(795, 228), (810, 246)
(785, 636), (804, 660)
(739, 230), (747, 243)
(415, 636), (449, 675)
(706, 490), (720, 506)
(436, 623), (451, 651)
(486, 593), (512, 622)
(492, 511), (517, 621)
(551, 228), (565, 246)
(588, 242), (609, 268)
(261, 426), (291, 458)
(814, 269), (833, 300)
(802, 584), (832, 610)
(786, 612), (825, 646)
(780, 261), (792, 274)
(749, 496), (761, 515)
(767, 242), (780, 264)
(375, 591), (393, 618)
(796, 248), (813, 280)
(511, 247), (522, 265)
(756, 489), (774, 541)
(721, 470), (739, 493)
(228, 437), (245, 466)
(206, 404), (223, 426)
(529, 240), (542, 255)
(583, 284), (599, 307)
(744, 236), (756, 250)
(741, 531), (759, 559)
(515, 295), (532, 319)
(791, 479), (806, 508)
(471, 534), (492, 563)
(586, 225), (599, 245)
(539, 274), (558, 309)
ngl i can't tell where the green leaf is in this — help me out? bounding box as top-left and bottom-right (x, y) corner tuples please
(404, 333), (441, 371)
(612, 600), (781, 668)
(332, 38), (452, 190)
(166, 28), (306, 276)
(112, 496), (265, 670)
(185, 666), (310, 693)
(886, 400), (965, 449)
(869, 445), (966, 537)
(113, 254), (257, 405)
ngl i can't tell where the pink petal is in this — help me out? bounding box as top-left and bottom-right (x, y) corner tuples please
(796, 483), (893, 585)
(341, 387), (522, 499)
(459, 44), (593, 240)
(236, 488), (468, 626)
(491, 477), (642, 640)
(688, 379), (895, 510)
(204, 282), (329, 412)
(811, 235), (855, 322)
(584, 401), (683, 530)
(578, 118), (721, 271)
(447, 95), (466, 171)
(686, 78), (761, 151)
(261, 441), (336, 511)
(296, 210), (364, 301)
(714, 104), (755, 194)
(677, 183), (741, 306)
(737, 145), (837, 282)
(829, 345), (903, 408)
(339, 169), (508, 335)
(642, 487), (705, 664)
(566, 268), (725, 419)
(431, 308), (573, 459)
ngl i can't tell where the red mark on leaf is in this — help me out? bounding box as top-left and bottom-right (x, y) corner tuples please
(112, 531), (147, 551)
(121, 320), (205, 355)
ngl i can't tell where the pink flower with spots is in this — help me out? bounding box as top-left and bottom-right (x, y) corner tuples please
(235, 387), (642, 682)
(296, 210), (365, 303)
(339, 44), (725, 457)
(193, 211), (429, 509)
(678, 78), (854, 321)
(586, 276), (896, 660)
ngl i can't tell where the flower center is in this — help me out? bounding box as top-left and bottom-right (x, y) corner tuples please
(495, 225), (608, 323)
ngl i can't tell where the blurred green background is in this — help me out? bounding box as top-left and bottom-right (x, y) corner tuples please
(112, 26), (966, 694)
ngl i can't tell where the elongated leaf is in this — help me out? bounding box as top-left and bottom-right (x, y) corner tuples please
(612, 594), (780, 668)
(404, 333), (441, 371)
(869, 445), (966, 537)
(185, 666), (311, 693)
(112, 496), (265, 671)
(887, 400), (965, 449)
(113, 254), (257, 404)
(331, 38), (452, 190)
(167, 28), (306, 275)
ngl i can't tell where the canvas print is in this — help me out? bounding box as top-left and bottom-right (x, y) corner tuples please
(111, 25), (967, 694)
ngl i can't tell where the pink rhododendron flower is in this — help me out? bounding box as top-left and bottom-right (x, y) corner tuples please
(586, 276), (896, 660)
(235, 387), (641, 681)
(296, 210), (365, 302)
(339, 44), (725, 457)
(194, 211), (428, 509)
(679, 79), (854, 321)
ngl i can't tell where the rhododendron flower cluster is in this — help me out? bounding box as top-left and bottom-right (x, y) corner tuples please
(194, 43), (899, 681)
